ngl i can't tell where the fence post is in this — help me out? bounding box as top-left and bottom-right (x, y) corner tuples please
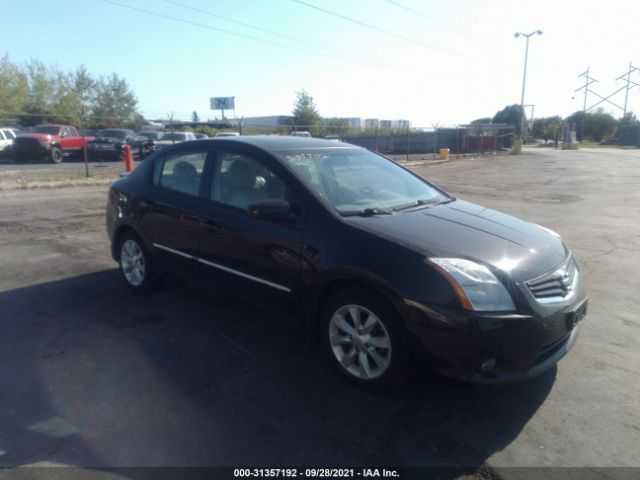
(406, 124), (410, 161)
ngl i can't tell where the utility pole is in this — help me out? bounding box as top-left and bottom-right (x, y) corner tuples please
(575, 68), (598, 114)
(167, 112), (175, 144)
(617, 62), (639, 117)
(514, 30), (543, 141)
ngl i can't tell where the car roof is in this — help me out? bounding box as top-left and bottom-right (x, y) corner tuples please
(195, 135), (359, 152)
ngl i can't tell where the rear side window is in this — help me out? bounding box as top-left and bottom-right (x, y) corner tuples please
(153, 150), (208, 197)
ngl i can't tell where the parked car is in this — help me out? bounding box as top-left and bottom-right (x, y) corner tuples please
(194, 133), (209, 139)
(153, 131), (197, 150)
(87, 128), (154, 161)
(138, 131), (165, 141)
(13, 124), (93, 163)
(106, 137), (587, 390)
(0, 127), (18, 151)
(215, 131), (240, 137)
(290, 131), (311, 138)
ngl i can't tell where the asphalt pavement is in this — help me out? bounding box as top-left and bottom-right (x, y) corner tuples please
(0, 147), (638, 477)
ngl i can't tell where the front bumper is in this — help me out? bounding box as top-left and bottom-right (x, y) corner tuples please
(403, 295), (587, 385)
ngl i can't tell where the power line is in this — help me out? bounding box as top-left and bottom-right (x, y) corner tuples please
(96, 0), (398, 71)
(385, 0), (496, 45)
(292, 0), (464, 57)
(161, 0), (396, 70)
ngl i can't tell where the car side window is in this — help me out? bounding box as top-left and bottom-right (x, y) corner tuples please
(154, 150), (208, 197)
(210, 150), (291, 210)
(68, 127), (79, 136)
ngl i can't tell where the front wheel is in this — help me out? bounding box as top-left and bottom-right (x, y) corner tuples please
(321, 287), (412, 390)
(117, 231), (161, 294)
(50, 146), (63, 164)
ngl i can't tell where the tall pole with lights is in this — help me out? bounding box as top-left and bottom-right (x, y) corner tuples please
(514, 30), (543, 142)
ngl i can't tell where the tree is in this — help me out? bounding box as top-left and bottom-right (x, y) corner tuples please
(532, 116), (562, 142)
(323, 117), (351, 136)
(492, 104), (523, 135)
(618, 111), (638, 128)
(92, 73), (139, 127)
(192, 111), (200, 122)
(470, 117), (492, 125)
(582, 109), (617, 142)
(0, 53), (29, 124)
(292, 90), (321, 132)
(565, 110), (586, 141)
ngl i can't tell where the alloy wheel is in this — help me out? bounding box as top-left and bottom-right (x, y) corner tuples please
(328, 304), (392, 380)
(120, 239), (145, 286)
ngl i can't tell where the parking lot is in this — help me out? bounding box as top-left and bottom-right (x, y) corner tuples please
(0, 147), (639, 477)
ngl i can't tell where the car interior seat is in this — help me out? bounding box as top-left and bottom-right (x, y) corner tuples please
(223, 160), (268, 209)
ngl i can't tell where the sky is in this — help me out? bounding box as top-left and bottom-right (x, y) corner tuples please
(3, 0), (640, 126)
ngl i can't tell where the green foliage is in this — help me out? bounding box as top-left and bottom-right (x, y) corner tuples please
(0, 53), (141, 128)
(92, 73), (139, 128)
(618, 111), (638, 128)
(566, 109), (616, 142)
(292, 90), (321, 133)
(531, 116), (562, 142)
(470, 117), (492, 125)
(322, 117), (355, 137)
(492, 104), (523, 135)
(0, 54), (29, 124)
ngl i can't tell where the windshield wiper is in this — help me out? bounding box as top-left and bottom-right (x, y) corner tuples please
(392, 197), (454, 212)
(341, 207), (393, 217)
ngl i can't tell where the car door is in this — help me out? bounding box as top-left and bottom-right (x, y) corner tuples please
(0, 130), (8, 150)
(138, 145), (212, 278)
(197, 145), (306, 315)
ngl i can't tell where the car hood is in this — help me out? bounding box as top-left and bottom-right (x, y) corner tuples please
(347, 199), (568, 282)
(17, 133), (57, 141)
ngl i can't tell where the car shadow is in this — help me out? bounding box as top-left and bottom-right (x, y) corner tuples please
(0, 270), (555, 477)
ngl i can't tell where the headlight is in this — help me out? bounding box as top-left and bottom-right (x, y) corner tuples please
(428, 258), (516, 311)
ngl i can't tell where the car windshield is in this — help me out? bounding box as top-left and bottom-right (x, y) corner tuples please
(279, 148), (449, 214)
(99, 129), (128, 139)
(32, 126), (61, 135)
(139, 132), (160, 140)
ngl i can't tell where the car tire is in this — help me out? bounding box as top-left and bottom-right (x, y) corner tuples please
(50, 146), (63, 164)
(117, 231), (161, 294)
(320, 286), (412, 390)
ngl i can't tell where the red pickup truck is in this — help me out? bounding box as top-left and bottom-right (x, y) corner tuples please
(13, 124), (94, 163)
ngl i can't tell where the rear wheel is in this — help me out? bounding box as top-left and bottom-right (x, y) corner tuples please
(117, 231), (161, 294)
(50, 146), (63, 164)
(321, 286), (412, 390)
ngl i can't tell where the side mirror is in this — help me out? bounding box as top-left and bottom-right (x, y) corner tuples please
(248, 199), (293, 222)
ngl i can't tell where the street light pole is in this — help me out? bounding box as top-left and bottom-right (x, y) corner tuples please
(514, 30), (543, 142)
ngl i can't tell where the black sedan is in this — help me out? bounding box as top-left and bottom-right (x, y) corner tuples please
(88, 128), (154, 161)
(106, 137), (587, 389)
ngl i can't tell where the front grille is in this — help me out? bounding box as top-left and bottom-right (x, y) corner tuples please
(527, 257), (577, 301)
(14, 137), (41, 150)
